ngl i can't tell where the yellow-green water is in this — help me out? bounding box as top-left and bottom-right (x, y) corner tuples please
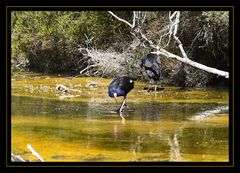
(11, 71), (229, 162)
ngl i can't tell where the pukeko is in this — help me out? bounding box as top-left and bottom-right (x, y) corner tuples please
(140, 53), (161, 92)
(108, 76), (135, 121)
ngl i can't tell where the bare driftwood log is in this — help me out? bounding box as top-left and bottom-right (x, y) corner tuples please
(27, 144), (44, 162)
(56, 84), (82, 99)
(11, 153), (26, 162)
(11, 144), (45, 162)
(56, 84), (82, 93)
(108, 11), (229, 79)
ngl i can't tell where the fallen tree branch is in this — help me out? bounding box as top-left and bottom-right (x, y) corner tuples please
(108, 11), (229, 79)
(108, 11), (133, 28)
(56, 84), (82, 93)
(155, 49), (229, 78)
(80, 64), (99, 74)
(11, 153), (26, 162)
(172, 11), (189, 59)
(27, 144), (44, 162)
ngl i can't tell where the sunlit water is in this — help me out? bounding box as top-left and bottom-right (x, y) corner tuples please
(11, 72), (229, 162)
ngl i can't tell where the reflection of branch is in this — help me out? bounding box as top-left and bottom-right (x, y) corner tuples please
(189, 105), (229, 121)
(59, 94), (81, 99)
(168, 134), (182, 161)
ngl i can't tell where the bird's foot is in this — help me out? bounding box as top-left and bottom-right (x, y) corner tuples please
(119, 112), (125, 122)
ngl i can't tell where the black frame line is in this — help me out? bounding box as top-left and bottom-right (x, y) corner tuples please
(6, 5), (234, 168)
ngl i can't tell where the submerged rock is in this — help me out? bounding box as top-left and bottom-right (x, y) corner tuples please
(87, 83), (98, 88)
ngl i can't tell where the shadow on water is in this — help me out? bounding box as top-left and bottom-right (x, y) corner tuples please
(11, 95), (229, 162)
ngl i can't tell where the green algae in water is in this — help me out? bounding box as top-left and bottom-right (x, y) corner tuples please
(11, 72), (229, 162)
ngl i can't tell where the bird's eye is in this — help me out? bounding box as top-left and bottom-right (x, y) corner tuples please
(130, 80), (133, 83)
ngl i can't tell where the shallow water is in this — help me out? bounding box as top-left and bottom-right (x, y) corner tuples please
(11, 72), (229, 162)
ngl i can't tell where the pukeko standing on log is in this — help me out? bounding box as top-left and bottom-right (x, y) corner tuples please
(140, 53), (161, 92)
(108, 76), (135, 121)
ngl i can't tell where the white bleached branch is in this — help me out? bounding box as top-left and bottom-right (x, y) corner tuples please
(56, 84), (82, 93)
(172, 11), (189, 59)
(108, 10), (229, 79)
(27, 144), (44, 162)
(108, 11), (133, 28)
(154, 49), (229, 78)
(80, 64), (99, 74)
(11, 153), (26, 162)
(133, 11), (136, 28)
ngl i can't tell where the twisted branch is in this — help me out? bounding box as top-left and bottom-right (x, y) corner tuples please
(108, 11), (229, 79)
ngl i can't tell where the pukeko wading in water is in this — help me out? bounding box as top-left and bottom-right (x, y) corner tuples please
(140, 53), (161, 92)
(108, 76), (135, 121)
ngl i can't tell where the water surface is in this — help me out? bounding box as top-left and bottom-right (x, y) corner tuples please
(11, 72), (229, 162)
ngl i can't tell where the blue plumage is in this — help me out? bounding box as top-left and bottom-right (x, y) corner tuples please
(140, 53), (161, 82)
(108, 76), (134, 98)
(140, 55), (148, 67)
(108, 76), (135, 114)
(141, 53), (161, 92)
(108, 87), (125, 98)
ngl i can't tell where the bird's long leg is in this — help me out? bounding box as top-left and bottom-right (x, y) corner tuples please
(147, 81), (151, 92)
(119, 97), (126, 113)
(119, 98), (126, 122)
(154, 84), (157, 92)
